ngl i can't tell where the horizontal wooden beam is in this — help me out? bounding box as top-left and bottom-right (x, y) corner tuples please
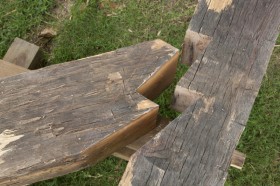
(0, 40), (179, 185)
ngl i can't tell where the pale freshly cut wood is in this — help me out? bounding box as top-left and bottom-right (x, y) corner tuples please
(3, 37), (42, 69)
(0, 39), (179, 185)
(120, 0), (280, 185)
(0, 60), (28, 78)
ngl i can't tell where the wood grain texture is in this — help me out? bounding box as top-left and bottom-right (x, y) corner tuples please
(0, 60), (28, 78)
(114, 116), (245, 169)
(120, 0), (280, 185)
(113, 117), (170, 161)
(3, 37), (42, 69)
(0, 39), (179, 185)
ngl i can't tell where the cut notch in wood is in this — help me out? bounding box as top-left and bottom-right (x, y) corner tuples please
(0, 39), (179, 185)
(120, 1), (280, 184)
(0, 60), (28, 78)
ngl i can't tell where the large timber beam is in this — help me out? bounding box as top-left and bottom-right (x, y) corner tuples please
(0, 39), (179, 185)
(114, 117), (245, 169)
(120, 0), (280, 185)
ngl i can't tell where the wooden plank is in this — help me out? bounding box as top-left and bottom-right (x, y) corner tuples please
(120, 0), (280, 185)
(3, 37), (42, 69)
(0, 39), (179, 185)
(0, 60), (28, 78)
(114, 116), (245, 169)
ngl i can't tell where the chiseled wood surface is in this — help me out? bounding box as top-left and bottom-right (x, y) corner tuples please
(3, 37), (42, 69)
(120, 0), (280, 185)
(0, 39), (179, 185)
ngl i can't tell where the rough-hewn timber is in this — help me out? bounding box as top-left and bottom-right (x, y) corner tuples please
(0, 39), (179, 185)
(3, 37), (42, 69)
(120, 0), (280, 185)
(114, 117), (245, 169)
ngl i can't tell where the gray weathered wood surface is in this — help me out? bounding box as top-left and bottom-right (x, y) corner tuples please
(120, 0), (280, 185)
(114, 116), (245, 169)
(0, 39), (179, 185)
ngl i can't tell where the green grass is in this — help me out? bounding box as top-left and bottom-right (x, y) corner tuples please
(49, 0), (195, 64)
(33, 157), (127, 186)
(0, 0), (55, 58)
(1, 0), (279, 185)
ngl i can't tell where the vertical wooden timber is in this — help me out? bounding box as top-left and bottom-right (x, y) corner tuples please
(120, 0), (280, 185)
(0, 40), (179, 185)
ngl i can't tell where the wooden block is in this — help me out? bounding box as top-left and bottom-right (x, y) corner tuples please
(0, 59), (28, 78)
(0, 39), (179, 185)
(120, 1), (280, 185)
(230, 150), (246, 170)
(3, 37), (42, 69)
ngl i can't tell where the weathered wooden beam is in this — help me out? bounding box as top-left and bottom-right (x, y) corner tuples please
(171, 86), (246, 170)
(114, 116), (245, 169)
(3, 37), (42, 69)
(113, 117), (170, 160)
(120, 0), (280, 185)
(0, 39), (179, 185)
